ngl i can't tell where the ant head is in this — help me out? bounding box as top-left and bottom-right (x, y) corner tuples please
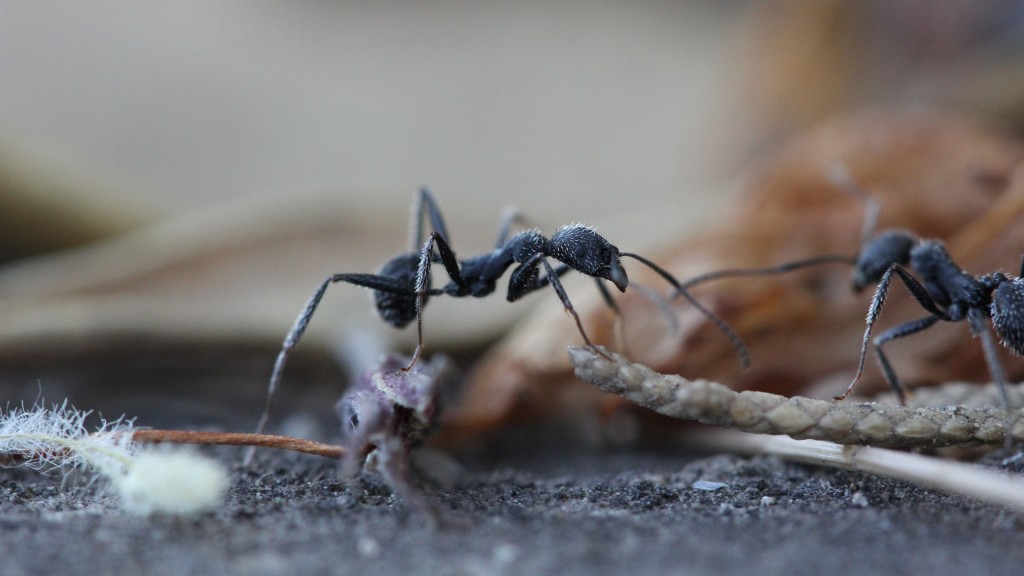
(852, 229), (917, 291)
(550, 225), (628, 291)
(991, 277), (1024, 356)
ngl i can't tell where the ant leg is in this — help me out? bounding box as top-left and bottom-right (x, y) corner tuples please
(507, 261), (570, 300)
(534, 256), (612, 360)
(628, 283), (682, 335)
(406, 231), (467, 370)
(869, 315), (940, 404)
(839, 264), (950, 400)
(247, 273), (412, 465)
(970, 308), (1017, 444)
(594, 279), (683, 351)
(826, 162), (881, 244)
(494, 206), (529, 247)
(409, 187), (453, 251)
(967, 308), (1016, 443)
(594, 278), (626, 352)
(622, 252), (751, 370)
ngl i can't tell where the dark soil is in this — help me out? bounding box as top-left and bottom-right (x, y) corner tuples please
(2, 348), (1022, 576)
(2, 437), (1023, 576)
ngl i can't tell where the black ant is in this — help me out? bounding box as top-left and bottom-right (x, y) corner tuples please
(669, 164), (1024, 417)
(252, 188), (749, 438)
(830, 167), (1024, 411)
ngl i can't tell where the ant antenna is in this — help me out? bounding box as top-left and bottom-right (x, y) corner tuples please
(675, 254), (855, 291)
(826, 163), (881, 244)
(620, 252), (751, 370)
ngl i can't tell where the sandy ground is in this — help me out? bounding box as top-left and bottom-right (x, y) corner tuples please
(2, 438), (1023, 576)
(1, 348), (1022, 576)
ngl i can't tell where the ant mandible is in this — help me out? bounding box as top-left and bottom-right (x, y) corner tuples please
(830, 166), (1024, 410)
(252, 188), (749, 437)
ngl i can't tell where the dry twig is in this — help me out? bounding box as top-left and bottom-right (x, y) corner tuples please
(569, 346), (1024, 448)
(570, 346), (1024, 510)
(132, 430), (345, 459)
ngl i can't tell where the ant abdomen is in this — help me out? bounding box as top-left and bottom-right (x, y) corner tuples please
(374, 254), (421, 328)
(992, 279), (1024, 355)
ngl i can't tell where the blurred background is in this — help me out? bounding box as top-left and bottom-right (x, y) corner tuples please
(2, 1), (1024, 429)
(0, 1), (743, 235)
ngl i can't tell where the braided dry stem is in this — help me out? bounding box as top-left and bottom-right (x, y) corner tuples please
(569, 346), (1024, 448)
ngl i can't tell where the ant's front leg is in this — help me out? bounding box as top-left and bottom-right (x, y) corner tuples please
(509, 254), (612, 359)
(506, 262), (570, 300)
(407, 231), (467, 369)
(840, 264), (950, 401)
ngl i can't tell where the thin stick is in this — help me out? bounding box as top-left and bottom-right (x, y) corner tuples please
(693, 430), (1024, 512)
(132, 430), (345, 460)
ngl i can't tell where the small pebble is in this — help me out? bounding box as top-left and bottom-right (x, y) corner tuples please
(851, 491), (869, 507)
(692, 480), (728, 491)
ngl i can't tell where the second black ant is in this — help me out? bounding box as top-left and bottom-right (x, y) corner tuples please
(252, 188), (748, 437)
(669, 165), (1024, 418)
(830, 167), (1024, 412)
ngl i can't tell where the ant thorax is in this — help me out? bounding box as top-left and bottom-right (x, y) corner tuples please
(909, 241), (988, 311)
(505, 229), (548, 263)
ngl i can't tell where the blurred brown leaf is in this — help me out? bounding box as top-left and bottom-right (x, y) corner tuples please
(0, 144), (146, 264)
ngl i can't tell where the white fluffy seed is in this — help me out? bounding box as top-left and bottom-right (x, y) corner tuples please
(116, 449), (229, 516)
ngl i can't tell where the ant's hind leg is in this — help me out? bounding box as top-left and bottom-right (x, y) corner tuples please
(494, 206), (529, 247)
(410, 187), (453, 250)
(247, 273), (410, 466)
(968, 309), (1016, 444)
(870, 315), (940, 404)
(594, 278), (626, 352)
